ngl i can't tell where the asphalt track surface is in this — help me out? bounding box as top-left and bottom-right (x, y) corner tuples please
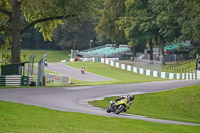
(1, 80), (200, 126)
(1, 63), (200, 126)
(45, 63), (116, 81)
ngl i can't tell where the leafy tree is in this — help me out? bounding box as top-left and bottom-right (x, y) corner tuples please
(21, 27), (56, 50)
(123, 0), (181, 60)
(96, 33), (111, 46)
(175, 0), (200, 45)
(149, 0), (200, 46)
(118, 0), (156, 60)
(95, 0), (127, 44)
(0, 0), (97, 63)
(53, 16), (96, 50)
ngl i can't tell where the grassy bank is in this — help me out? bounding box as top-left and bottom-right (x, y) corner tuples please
(0, 100), (199, 133)
(89, 84), (200, 124)
(20, 50), (70, 62)
(162, 60), (196, 73)
(67, 62), (167, 85)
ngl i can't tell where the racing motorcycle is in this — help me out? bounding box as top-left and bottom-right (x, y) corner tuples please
(106, 98), (132, 114)
(44, 59), (48, 66)
(81, 69), (85, 74)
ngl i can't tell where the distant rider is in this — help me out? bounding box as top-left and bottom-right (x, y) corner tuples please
(81, 66), (85, 73)
(44, 59), (48, 66)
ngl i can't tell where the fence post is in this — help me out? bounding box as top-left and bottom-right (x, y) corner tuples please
(37, 54), (47, 86)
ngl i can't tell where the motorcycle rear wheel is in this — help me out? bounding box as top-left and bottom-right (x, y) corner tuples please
(106, 108), (111, 113)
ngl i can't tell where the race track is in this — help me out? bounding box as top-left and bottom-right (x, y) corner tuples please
(45, 63), (116, 81)
(0, 80), (200, 126)
(0, 63), (200, 126)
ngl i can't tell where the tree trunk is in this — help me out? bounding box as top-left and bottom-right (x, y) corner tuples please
(149, 41), (153, 60)
(159, 39), (165, 63)
(131, 45), (136, 60)
(11, 0), (21, 63)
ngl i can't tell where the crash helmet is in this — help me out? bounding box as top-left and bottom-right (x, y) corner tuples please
(128, 95), (134, 102)
(82, 66), (84, 68)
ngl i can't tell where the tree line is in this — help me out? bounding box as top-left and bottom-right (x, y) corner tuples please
(96, 0), (200, 60)
(0, 0), (200, 64)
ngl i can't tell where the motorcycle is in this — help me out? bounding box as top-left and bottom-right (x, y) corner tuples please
(44, 59), (48, 66)
(106, 98), (132, 114)
(81, 69), (85, 74)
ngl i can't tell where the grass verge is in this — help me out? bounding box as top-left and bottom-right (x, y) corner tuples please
(162, 60), (196, 73)
(20, 50), (70, 62)
(0, 100), (199, 133)
(67, 62), (167, 85)
(89, 84), (200, 124)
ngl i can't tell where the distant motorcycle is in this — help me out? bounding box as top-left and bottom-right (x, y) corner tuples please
(106, 97), (133, 114)
(81, 69), (85, 74)
(44, 59), (48, 66)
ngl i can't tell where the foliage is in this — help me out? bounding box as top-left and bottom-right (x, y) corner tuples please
(20, 0), (97, 41)
(96, 0), (200, 57)
(53, 16), (96, 50)
(21, 27), (54, 50)
(0, 0), (98, 63)
(96, 33), (111, 46)
(0, 37), (11, 65)
(148, 0), (200, 45)
(122, 0), (155, 46)
(189, 51), (197, 60)
(95, 0), (127, 44)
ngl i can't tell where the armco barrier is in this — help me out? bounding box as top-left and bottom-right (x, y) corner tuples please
(0, 75), (34, 86)
(95, 58), (196, 80)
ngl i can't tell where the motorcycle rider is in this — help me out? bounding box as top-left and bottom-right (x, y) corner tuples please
(81, 66), (85, 73)
(44, 59), (48, 66)
(112, 95), (134, 112)
(115, 95), (134, 103)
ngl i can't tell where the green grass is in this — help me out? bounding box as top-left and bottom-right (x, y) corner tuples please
(20, 49), (70, 63)
(89, 84), (200, 124)
(0, 49), (70, 63)
(67, 62), (167, 85)
(0, 101), (199, 133)
(162, 60), (196, 73)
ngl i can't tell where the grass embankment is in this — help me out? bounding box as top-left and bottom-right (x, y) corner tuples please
(90, 84), (200, 124)
(162, 60), (196, 73)
(0, 101), (199, 133)
(20, 49), (70, 62)
(67, 62), (167, 86)
(118, 59), (196, 73)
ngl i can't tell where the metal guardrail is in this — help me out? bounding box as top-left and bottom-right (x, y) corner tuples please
(0, 75), (33, 86)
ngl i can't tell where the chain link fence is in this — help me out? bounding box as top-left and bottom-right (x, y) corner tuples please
(28, 66), (71, 86)
(134, 58), (162, 71)
(45, 73), (71, 86)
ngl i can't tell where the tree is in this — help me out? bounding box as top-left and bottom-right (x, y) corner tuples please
(173, 0), (200, 45)
(149, 0), (200, 46)
(0, 0), (97, 63)
(53, 16), (97, 50)
(95, 0), (127, 44)
(118, 0), (156, 60)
